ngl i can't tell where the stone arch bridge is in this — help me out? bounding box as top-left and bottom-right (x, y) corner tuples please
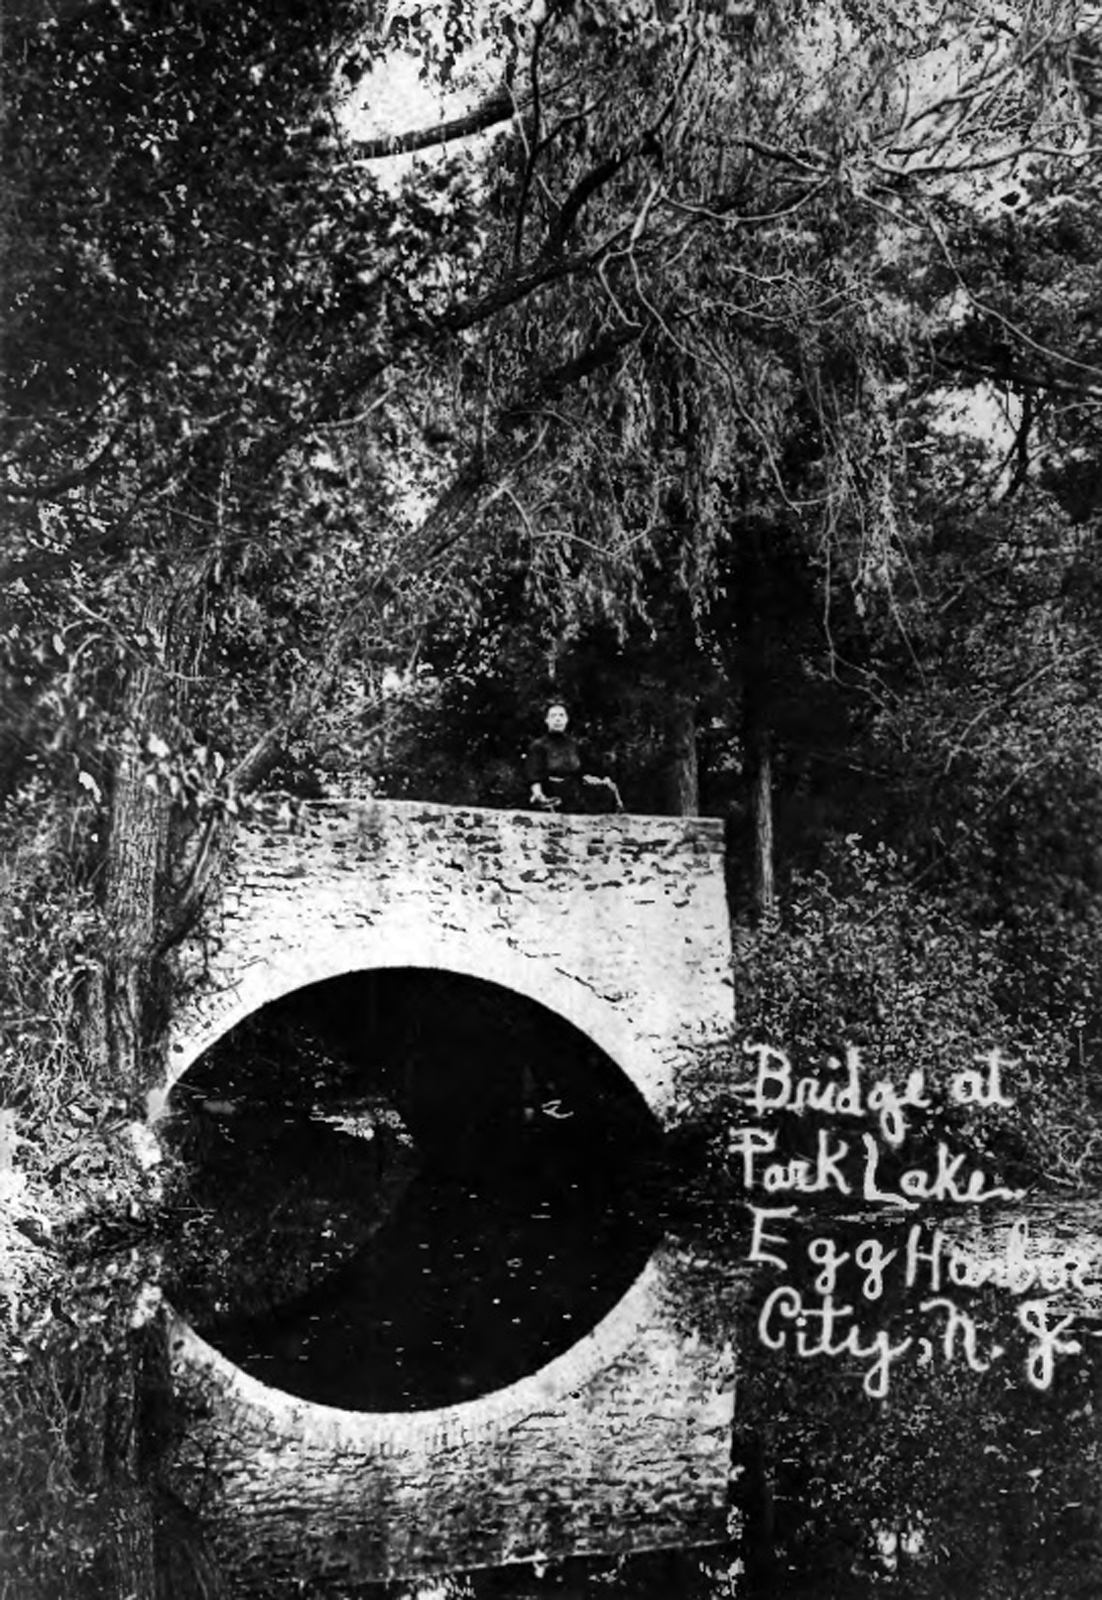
(157, 798), (737, 1594)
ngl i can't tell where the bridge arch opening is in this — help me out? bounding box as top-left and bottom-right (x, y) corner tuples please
(163, 967), (666, 1413)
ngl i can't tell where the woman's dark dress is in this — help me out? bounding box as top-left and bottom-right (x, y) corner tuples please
(525, 732), (616, 812)
(525, 732), (584, 811)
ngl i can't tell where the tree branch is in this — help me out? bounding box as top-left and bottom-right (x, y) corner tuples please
(512, 17), (546, 266)
(1003, 388), (1034, 498)
(226, 322), (645, 800)
(344, 84), (530, 162)
(543, 46), (697, 256)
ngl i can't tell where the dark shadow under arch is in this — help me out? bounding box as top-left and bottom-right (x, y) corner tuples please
(164, 968), (666, 1411)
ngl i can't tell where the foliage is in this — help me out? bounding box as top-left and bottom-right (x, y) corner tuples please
(0, 794), (101, 1111)
(733, 835), (1099, 1187)
(0, 1280), (173, 1599)
(733, 1310), (1102, 1599)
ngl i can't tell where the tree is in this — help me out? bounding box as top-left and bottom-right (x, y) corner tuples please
(9, 0), (1097, 1009)
(383, 0), (1102, 892)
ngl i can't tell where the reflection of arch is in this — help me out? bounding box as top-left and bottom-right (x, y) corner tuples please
(166, 1236), (735, 1589)
(168, 961), (662, 1413)
(161, 926), (674, 1118)
(169, 1250), (665, 1451)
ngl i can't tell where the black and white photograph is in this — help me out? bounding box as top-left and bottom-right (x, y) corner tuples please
(3, 3), (1102, 1596)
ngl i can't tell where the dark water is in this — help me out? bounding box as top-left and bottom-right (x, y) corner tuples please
(164, 968), (665, 1410)
(184, 1190), (1102, 1599)
(206, 1157), (660, 1410)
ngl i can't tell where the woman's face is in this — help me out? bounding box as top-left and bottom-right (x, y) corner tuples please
(545, 704), (569, 734)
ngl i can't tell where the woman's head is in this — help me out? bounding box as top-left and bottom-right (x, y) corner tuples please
(545, 702), (569, 733)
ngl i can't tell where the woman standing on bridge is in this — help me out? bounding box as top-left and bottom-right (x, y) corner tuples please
(526, 702), (620, 813)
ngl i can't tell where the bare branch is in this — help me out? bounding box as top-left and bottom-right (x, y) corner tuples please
(344, 84), (530, 162)
(544, 45), (698, 255)
(512, 16), (546, 266)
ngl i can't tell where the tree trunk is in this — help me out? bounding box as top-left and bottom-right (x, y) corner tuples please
(736, 526), (778, 925)
(103, 722), (169, 1088)
(666, 695), (700, 816)
(737, 1430), (778, 1591)
(71, 593), (177, 1600)
(85, 593), (174, 1093)
(745, 715), (776, 923)
(95, 1337), (159, 1600)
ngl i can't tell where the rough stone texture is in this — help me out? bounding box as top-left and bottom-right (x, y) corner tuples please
(158, 800), (736, 1586)
(166, 1244), (736, 1590)
(163, 799), (734, 1121)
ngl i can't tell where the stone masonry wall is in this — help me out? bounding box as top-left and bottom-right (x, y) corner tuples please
(164, 799), (734, 1119)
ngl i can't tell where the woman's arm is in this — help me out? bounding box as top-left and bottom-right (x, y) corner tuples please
(526, 738), (548, 804)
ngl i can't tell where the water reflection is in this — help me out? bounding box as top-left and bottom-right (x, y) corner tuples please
(160, 1158), (1102, 1595)
(206, 1161), (658, 1410)
(164, 969), (664, 1410)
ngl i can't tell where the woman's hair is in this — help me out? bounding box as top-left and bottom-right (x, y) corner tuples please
(545, 700), (568, 716)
